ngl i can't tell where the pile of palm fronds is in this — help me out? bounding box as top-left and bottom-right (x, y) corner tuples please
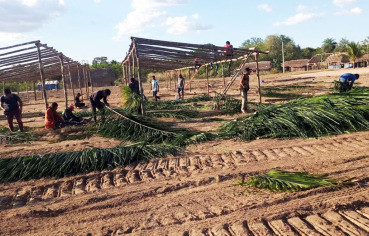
(212, 92), (258, 115)
(221, 88), (369, 140)
(236, 169), (339, 192)
(147, 109), (199, 120)
(121, 86), (142, 112)
(0, 143), (179, 182)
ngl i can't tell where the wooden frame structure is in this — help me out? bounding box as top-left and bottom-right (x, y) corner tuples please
(122, 37), (268, 114)
(0, 41), (93, 109)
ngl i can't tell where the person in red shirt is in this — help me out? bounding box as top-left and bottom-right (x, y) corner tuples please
(224, 41), (234, 75)
(45, 102), (65, 129)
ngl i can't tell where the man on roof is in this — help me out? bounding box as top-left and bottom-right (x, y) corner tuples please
(224, 41), (234, 74)
(338, 73), (359, 92)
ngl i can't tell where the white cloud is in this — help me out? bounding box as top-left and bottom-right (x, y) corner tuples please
(93, 0), (101, 3)
(334, 7), (362, 15)
(333, 0), (356, 8)
(297, 5), (317, 12)
(0, 32), (26, 42)
(258, 3), (272, 13)
(164, 16), (211, 35)
(192, 13), (199, 19)
(0, 0), (66, 33)
(274, 13), (323, 26)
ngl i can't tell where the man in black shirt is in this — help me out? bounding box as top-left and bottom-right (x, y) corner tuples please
(74, 93), (85, 108)
(128, 78), (140, 95)
(89, 89), (111, 122)
(63, 105), (82, 124)
(1, 88), (24, 132)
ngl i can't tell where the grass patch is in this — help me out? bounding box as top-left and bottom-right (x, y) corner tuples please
(236, 169), (340, 192)
(0, 126), (39, 144)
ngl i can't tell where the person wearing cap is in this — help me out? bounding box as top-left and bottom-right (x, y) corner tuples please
(89, 89), (111, 122)
(150, 75), (160, 101)
(240, 67), (252, 113)
(63, 104), (82, 124)
(338, 73), (359, 92)
(1, 88), (24, 132)
(177, 73), (186, 100)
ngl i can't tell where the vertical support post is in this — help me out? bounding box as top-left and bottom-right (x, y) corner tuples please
(222, 63), (225, 87)
(255, 53), (262, 103)
(169, 71), (172, 89)
(121, 63), (126, 84)
(35, 42), (48, 109)
(59, 54), (68, 109)
(33, 81), (37, 101)
(67, 61), (76, 101)
(88, 69), (93, 92)
(206, 66), (209, 95)
(83, 66), (89, 98)
(134, 47), (145, 115)
(128, 57), (131, 78)
(77, 65), (83, 97)
(131, 52), (135, 78)
(26, 82), (29, 100)
(17, 82), (20, 95)
(282, 41), (285, 73)
(188, 68), (191, 92)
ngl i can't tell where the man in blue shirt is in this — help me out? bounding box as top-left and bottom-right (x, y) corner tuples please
(339, 73), (359, 91)
(1, 88), (24, 132)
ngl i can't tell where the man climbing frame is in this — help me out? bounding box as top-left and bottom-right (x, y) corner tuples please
(240, 67), (252, 113)
(224, 41), (234, 75)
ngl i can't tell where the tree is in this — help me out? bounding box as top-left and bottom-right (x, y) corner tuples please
(241, 37), (264, 49)
(347, 42), (364, 68)
(301, 47), (316, 59)
(322, 38), (337, 53)
(335, 38), (349, 53)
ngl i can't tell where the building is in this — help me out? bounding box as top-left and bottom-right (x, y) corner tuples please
(283, 59), (310, 72)
(244, 61), (272, 73)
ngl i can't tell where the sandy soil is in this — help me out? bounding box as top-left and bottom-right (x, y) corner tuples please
(1, 68), (369, 235)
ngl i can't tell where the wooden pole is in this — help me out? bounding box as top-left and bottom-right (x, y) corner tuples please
(26, 82), (29, 100)
(222, 63), (225, 87)
(134, 46), (145, 115)
(83, 66), (89, 98)
(122, 63), (126, 85)
(67, 61), (76, 102)
(169, 71), (172, 89)
(188, 68), (191, 92)
(87, 69), (93, 92)
(59, 54), (68, 109)
(206, 66), (209, 95)
(132, 53), (135, 78)
(128, 57), (131, 78)
(33, 81), (37, 101)
(77, 65), (83, 97)
(35, 42), (48, 109)
(255, 53), (262, 103)
(17, 82), (20, 95)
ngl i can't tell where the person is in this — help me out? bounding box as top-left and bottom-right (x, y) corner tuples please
(63, 104), (82, 124)
(194, 57), (201, 70)
(45, 102), (65, 129)
(177, 73), (185, 100)
(1, 88), (23, 132)
(240, 67), (252, 113)
(151, 75), (160, 101)
(89, 89), (111, 122)
(74, 93), (85, 108)
(338, 73), (359, 92)
(129, 77), (140, 95)
(224, 41), (234, 74)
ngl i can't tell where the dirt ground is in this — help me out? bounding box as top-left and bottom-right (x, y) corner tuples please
(1, 68), (369, 235)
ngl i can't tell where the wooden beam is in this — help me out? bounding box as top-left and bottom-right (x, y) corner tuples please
(35, 42), (48, 109)
(88, 68), (93, 92)
(77, 65), (83, 98)
(255, 53), (262, 103)
(134, 45), (145, 115)
(59, 54), (68, 109)
(67, 61), (76, 103)
(33, 81), (37, 101)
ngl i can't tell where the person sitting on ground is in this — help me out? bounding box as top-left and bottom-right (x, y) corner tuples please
(338, 73), (359, 92)
(129, 77), (140, 95)
(224, 41), (234, 73)
(89, 89), (111, 122)
(74, 93), (85, 108)
(1, 88), (24, 132)
(63, 104), (82, 124)
(194, 57), (201, 70)
(240, 67), (252, 113)
(45, 102), (65, 129)
(150, 75), (160, 101)
(177, 73), (185, 100)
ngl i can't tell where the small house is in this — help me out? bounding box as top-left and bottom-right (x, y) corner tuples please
(283, 59), (309, 72)
(244, 61), (272, 73)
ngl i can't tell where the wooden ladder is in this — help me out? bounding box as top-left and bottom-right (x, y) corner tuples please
(222, 53), (252, 94)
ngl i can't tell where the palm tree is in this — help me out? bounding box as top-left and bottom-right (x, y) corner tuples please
(322, 38), (337, 53)
(347, 42), (364, 68)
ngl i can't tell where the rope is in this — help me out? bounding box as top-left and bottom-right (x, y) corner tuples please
(105, 106), (176, 135)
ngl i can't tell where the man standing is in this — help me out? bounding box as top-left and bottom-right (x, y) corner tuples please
(1, 88), (23, 132)
(129, 78), (140, 95)
(89, 89), (111, 122)
(240, 67), (252, 113)
(151, 76), (160, 101)
(339, 73), (359, 92)
(177, 73), (185, 100)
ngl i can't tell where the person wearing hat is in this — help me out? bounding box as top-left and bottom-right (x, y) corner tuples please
(177, 73), (185, 100)
(240, 67), (252, 113)
(63, 104), (82, 124)
(338, 73), (359, 92)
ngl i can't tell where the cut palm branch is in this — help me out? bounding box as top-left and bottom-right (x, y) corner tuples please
(147, 109), (199, 120)
(121, 86), (142, 112)
(146, 94), (211, 110)
(0, 143), (179, 183)
(236, 169), (339, 192)
(221, 88), (369, 140)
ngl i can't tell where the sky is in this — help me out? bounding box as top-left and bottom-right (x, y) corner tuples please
(1, 0), (369, 64)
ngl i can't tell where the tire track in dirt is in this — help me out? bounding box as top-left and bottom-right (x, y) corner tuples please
(1, 134), (369, 210)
